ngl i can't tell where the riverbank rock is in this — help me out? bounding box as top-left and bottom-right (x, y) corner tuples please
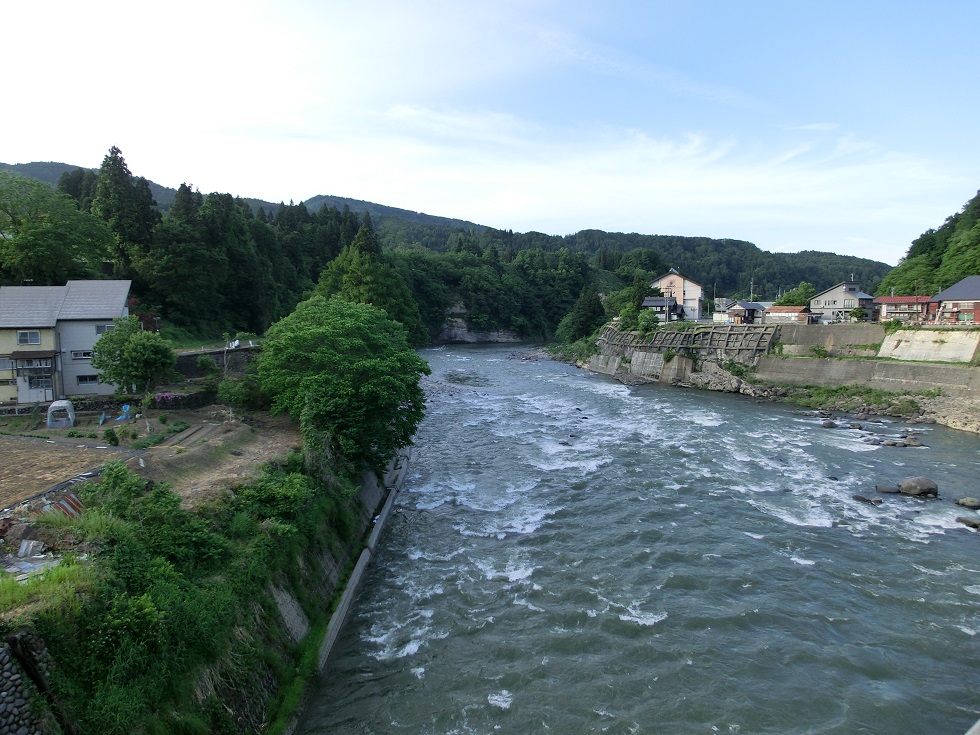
(898, 477), (939, 498)
(955, 497), (980, 509)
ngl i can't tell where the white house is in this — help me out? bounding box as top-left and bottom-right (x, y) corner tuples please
(808, 281), (874, 323)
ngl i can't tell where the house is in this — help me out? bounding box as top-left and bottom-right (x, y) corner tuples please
(929, 276), (980, 325)
(641, 296), (683, 322)
(726, 300), (769, 325)
(0, 280), (131, 404)
(713, 298), (736, 323)
(873, 295), (932, 323)
(763, 305), (812, 323)
(649, 269), (704, 321)
(808, 280), (874, 323)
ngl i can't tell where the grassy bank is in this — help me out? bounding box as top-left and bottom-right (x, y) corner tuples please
(1, 454), (363, 734)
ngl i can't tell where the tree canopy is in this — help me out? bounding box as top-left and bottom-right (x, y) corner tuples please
(91, 316), (178, 395)
(877, 189), (980, 296)
(774, 282), (817, 306)
(0, 171), (114, 284)
(257, 296), (430, 476)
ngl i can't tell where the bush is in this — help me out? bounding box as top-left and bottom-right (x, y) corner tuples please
(103, 427), (119, 446)
(217, 375), (269, 411)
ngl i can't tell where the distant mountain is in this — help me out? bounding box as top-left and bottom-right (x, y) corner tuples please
(301, 194), (485, 231)
(1, 160), (179, 211)
(1, 161), (485, 231)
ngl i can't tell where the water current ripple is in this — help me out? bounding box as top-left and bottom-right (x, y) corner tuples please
(298, 345), (980, 735)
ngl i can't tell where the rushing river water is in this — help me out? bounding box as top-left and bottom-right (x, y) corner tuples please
(298, 345), (980, 735)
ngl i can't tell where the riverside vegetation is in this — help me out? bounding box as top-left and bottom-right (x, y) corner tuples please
(0, 298), (427, 734)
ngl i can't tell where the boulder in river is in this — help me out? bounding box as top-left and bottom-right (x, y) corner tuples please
(955, 497), (980, 510)
(955, 516), (980, 530)
(898, 477), (939, 498)
(852, 494), (883, 506)
(875, 484), (901, 494)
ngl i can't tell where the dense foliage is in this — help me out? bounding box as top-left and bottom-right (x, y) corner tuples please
(2, 147), (905, 342)
(773, 281), (817, 306)
(877, 190), (980, 296)
(0, 170), (114, 283)
(257, 296), (430, 475)
(17, 457), (359, 735)
(91, 315), (178, 395)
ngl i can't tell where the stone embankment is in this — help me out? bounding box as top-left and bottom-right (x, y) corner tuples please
(584, 323), (980, 435)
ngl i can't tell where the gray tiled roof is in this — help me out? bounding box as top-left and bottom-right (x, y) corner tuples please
(59, 280), (132, 319)
(0, 280), (131, 327)
(0, 286), (66, 328)
(929, 276), (980, 302)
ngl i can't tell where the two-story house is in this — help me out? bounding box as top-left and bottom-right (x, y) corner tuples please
(808, 281), (874, 323)
(872, 295), (932, 323)
(0, 280), (131, 405)
(649, 269), (704, 321)
(929, 276), (980, 325)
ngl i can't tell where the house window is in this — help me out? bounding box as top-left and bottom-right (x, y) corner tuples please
(71, 350), (93, 360)
(96, 324), (115, 335)
(844, 299), (855, 308)
(17, 358), (51, 369)
(28, 376), (52, 389)
(77, 375), (99, 385)
(17, 330), (41, 345)
(0, 357), (12, 371)
(957, 302), (974, 310)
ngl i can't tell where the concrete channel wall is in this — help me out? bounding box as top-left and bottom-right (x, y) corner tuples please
(754, 357), (980, 398)
(283, 447), (413, 735)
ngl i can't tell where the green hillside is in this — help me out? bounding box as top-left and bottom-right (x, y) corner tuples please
(877, 190), (980, 296)
(2, 151), (899, 342)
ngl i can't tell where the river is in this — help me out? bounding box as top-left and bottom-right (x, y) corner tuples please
(297, 344), (980, 735)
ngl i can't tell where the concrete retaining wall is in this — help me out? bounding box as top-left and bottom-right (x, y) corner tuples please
(284, 447), (413, 735)
(877, 329), (980, 363)
(754, 357), (980, 398)
(776, 323), (885, 357)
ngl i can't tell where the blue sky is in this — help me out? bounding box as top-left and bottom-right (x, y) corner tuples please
(5, 1), (979, 265)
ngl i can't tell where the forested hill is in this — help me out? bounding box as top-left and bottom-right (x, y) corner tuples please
(877, 189), (980, 296)
(2, 152), (897, 345)
(1, 162), (485, 232)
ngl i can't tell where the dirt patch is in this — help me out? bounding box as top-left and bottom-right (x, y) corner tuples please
(0, 407), (302, 514)
(0, 437), (132, 509)
(131, 409), (303, 509)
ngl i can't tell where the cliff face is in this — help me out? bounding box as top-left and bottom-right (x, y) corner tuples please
(434, 317), (521, 344)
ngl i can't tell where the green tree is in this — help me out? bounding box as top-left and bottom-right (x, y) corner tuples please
(316, 223), (427, 346)
(774, 282), (817, 306)
(92, 316), (177, 395)
(257, 296), (430, 476)
(0, 171), (114, 284)
(91, 146), (161, 276)
(555, 285), (607, 343)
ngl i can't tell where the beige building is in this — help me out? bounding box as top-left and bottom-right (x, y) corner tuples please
(649, 269), (704, 321)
